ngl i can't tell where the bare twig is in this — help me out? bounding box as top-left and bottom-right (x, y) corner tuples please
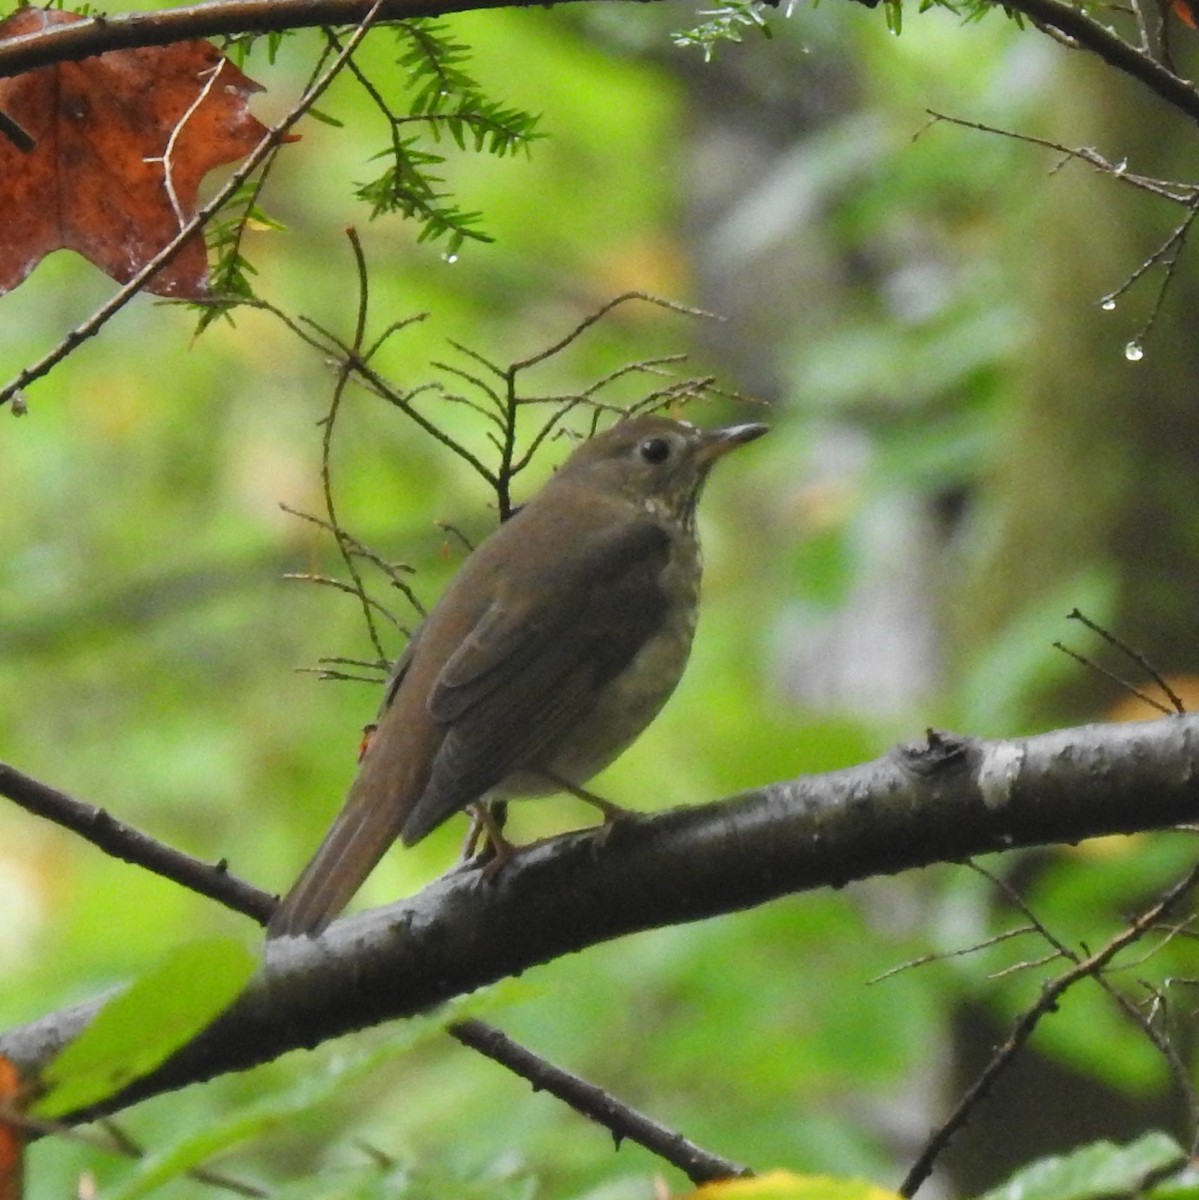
(866, 925), (1040, 983)
(278, 502), (424, 613)
(281, 570), (410, 634)
(509, 292), (718, 373)
(921, 111), (1198, 204)
(1053, 641), (1174, 715)
(900, 859), (1199, 1196)
(447, 1018), (751, 1184)
(1066, 607), (1187, 713)
(317, 226), (392, 664)
(980, 866), (1199, 1146)
(0, 762), (274, 923)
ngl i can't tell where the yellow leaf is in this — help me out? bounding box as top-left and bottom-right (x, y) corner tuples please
(680, 1171), (902, 1200)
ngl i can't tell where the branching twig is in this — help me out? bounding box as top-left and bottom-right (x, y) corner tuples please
(900, 859), (1199, 1196)
(278, 502), (424, 614)
(318, 226), (392, 664)
(508, 292), (718, 373)
(921, 110), (1198, 204)
(866, 925), (1040, 983)
(1065, 607), (1187, 714)
(281, 570), (410, 635)
(980, 865), (1199, 1146)
(920, 111), (1199, 353)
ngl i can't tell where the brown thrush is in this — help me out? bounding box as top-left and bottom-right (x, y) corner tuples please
(267, 414), (766, 938)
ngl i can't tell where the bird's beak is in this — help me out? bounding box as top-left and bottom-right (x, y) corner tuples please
(696, 421), (768, 466)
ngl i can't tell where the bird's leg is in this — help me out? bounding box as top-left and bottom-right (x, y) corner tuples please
(471, 801), (519, 882)
(540, 771), (634, 829)
(461, 799), (509, 862)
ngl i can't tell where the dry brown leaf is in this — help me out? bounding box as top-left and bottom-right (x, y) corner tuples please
(0, 7), (284, 298)
(0, 1055), (23, 1200)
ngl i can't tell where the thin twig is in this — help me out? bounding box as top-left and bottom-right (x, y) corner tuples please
(278, 502), (425, 616)
(282, 571), (409, 633)
(99, 1119), (270, 1198)
(447, 1018), (751, 1184)
(979, 866), (1199, 1146)
(509, 292), (718, 373)
(0, 762), (274, 923)
(1067, 607), (1187, 713)
(866, 925), (1040, 984)
(1053, 641), (1174, 715)
(921, 111), (1196, 203)
(317, 226), (392, 664)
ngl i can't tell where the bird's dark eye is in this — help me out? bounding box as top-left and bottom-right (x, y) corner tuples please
(639, 437), (672, 464)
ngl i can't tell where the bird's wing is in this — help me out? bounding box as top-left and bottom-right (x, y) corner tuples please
(400, 518), (673, 842)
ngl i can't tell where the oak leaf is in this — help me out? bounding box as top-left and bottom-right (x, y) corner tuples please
(0, 7), (282, 298)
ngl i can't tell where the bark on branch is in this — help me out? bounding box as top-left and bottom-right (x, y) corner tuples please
(0, 0), (1197, 125)
(3, 713), (1199, 1123)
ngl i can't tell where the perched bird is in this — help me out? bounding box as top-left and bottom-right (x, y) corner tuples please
(267, 414), (766, 938)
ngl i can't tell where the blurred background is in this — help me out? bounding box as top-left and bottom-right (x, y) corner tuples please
(3, 1), (1199, 1194)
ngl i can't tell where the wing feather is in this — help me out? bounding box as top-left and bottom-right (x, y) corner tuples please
(401, 519), (672, 841)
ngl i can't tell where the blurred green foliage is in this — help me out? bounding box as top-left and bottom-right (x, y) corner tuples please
(3, 0), (1199, 1197)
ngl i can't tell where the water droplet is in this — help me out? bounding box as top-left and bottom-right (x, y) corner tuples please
(443, 252), (458, 265)
(1101, 297), (1116, 311)
(1124, 340), (1144, 362)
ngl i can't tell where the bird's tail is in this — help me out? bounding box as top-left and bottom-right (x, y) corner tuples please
(266, 772), (408, 938)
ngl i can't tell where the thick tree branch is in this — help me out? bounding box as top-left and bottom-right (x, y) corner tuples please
(1007, 0), (1199, 123)
(4, 714), (1199, 1124)
(0, 0), (516, 78)
(0, 761), (748, 1181)
(0, 0), (1197, 125)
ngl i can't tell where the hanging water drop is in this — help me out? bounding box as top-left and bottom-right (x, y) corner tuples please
(1124, 340), (1144, 362)
(1101, 297), (1116, 311)
(443, 252), (458, 265)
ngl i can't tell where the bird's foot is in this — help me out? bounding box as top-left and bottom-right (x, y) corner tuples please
(469, 801), (519, 883)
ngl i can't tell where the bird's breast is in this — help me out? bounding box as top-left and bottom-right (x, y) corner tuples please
(508, 532), (702, 793)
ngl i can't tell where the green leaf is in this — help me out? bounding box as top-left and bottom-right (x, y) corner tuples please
(306, 106), (345, 128)
(976, 1133), (1187, 1200)
(671, 0), (774, 61)
(102, 1015), (452, 1200)
(33, 937), (257, 1119)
